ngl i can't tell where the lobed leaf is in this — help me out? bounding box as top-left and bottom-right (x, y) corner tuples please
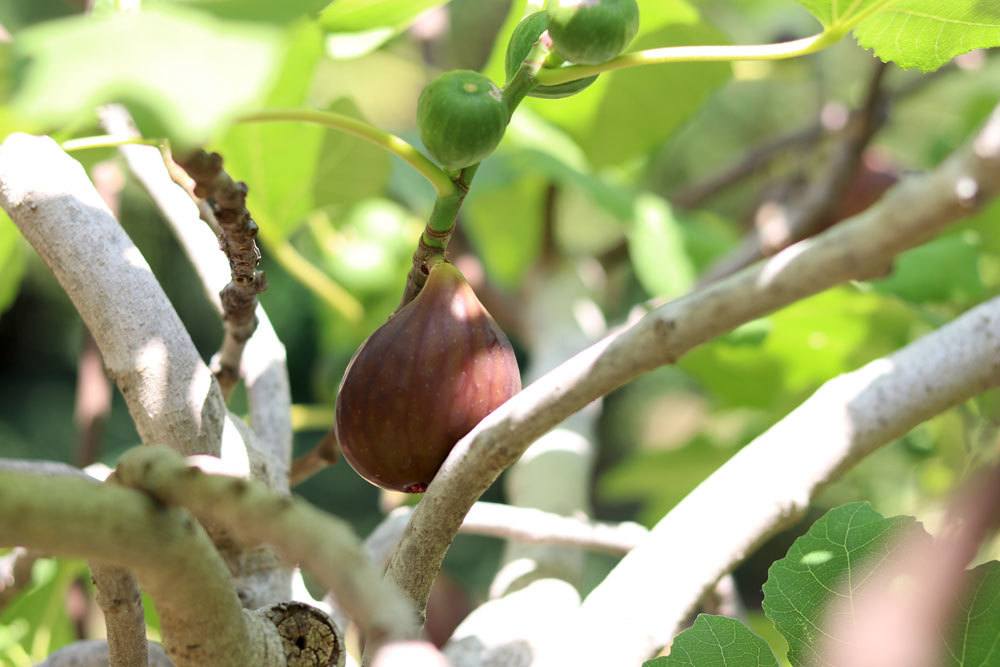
(762, 502), (919, 666)
(644, 614), (779, 667)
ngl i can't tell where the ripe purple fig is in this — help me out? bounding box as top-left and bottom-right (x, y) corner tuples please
(335, 261), (521, 493)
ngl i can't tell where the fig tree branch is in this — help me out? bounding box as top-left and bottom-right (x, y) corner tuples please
(367, 502), (647, 569)
(0, 471), (275, 667)
(385, 102), (1000, 615)
(575, 293), (1000, 664)
(113, 446), (422, 652)
(100, 104), (293, 488)
(0, 133), (232, 459)
(0, 131), (291, 606)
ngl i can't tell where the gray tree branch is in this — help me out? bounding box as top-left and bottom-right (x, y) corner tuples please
(113, 446), (423, 656)
(99, 105), (292, 489)
(576, 293), (1000, 665)
(0, 133), (235, 459)
(0, 471), (276, 667)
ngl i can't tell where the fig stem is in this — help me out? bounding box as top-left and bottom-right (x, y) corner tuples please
(397, 165), (478, 308)
(501, 33), (552, 116)
(234, 108), (457, 198)
(535, 29), (844, 86)
(396, 35), (550, 311)
(61, 134), (163, 152)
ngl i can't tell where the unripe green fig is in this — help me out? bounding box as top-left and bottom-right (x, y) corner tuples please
(545, 0), (640, 65)
(505, 11), (597, 99)
(417, 70), (508, 171)
(335, 261), (521, 493)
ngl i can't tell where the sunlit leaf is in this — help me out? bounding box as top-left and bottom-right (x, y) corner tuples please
(628, 194), (695, 299)
(854, 1), (1000, 71)
(762, 503), (919, 666)
(794, 0), (887, 28)
(872, 231), (985, 304)
(11, 7), (282, 150)
(320, 0), (448, 32)
(151, 0), (329, 23)
(216, 23), (390, 240)
(0, 558), (86, 662)
(645, 614), (779, 666)
(796, 0), (1000, 72)
(943, 561), (1000, 666)
(464, 155), (547, 287)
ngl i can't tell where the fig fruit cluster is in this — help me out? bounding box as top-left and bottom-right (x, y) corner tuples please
(335, 261), (521, 493)
(416, 0), (640, 170)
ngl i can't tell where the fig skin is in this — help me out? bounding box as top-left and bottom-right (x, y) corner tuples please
(545, 0), (640, 65)
(335, 261), (521, 493)
(417, 70), (508, 171)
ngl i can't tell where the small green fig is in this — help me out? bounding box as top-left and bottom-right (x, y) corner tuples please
(545, 0), (640, 65)
(505, 11), (597, 99)
(335, 261), (521, 493)
(417, 70), (508, 171)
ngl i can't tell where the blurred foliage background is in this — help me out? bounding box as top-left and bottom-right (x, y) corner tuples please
(1, 0), (999, 664)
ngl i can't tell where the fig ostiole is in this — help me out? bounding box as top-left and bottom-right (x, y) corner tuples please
(545, 0), (640, 66)
(417, 70), (509, 171)
(505, 12), (598, 99)
(335, 261), (521, 493)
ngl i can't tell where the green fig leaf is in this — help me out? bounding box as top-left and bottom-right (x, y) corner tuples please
(762, 503), (921, 666)
(796, 0), (1000, 72)
(644, 614), (779, 667)
(10, 7), (282, 151)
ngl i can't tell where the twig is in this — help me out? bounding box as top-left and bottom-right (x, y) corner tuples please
(0, 471), (270, 667)
(671, 124), (825, 209)
(575, 294), (1000, 665)
(671, 58), (962, 213)
(114, 446), (422, 652)
(90, 563), (148, 667)
(175, 149), (267, 401)
(38, 640), (173, 667)
(699, 59), (890, 284)
(0, 133), (233, 458)
(290, 429), (340, 486)
(383, 103), (1000, 616)
(366, 503), (647, 568)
